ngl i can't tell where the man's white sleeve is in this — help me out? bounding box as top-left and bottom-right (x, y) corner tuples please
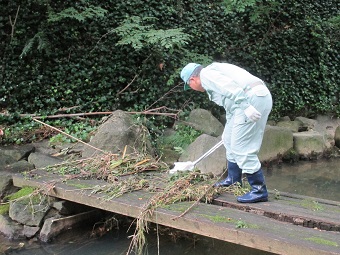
(201, 69), (250, 110)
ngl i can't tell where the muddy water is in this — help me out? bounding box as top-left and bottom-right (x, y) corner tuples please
(2, 158), (340, 255)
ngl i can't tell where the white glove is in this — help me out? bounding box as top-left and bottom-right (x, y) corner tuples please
(244, 105), (262, 122)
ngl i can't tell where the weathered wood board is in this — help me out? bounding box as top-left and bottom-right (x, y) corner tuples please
(13, 171), (340, 255)
(214, 191), (340, 231)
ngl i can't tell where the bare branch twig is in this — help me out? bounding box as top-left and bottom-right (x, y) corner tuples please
(32, 118), (106, 154)
(9, 5), (20, 41)
(1, 110), (179, 120)
(117, 74), (139, 95)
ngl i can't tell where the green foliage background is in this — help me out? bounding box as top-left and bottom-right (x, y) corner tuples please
(0, 0), (339, 124)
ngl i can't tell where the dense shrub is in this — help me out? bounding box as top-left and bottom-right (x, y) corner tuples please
(0, 0), (339, 126)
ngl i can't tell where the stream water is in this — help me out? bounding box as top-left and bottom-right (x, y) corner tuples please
(265, 158), (340, 202)
(1, 158), (339, 255)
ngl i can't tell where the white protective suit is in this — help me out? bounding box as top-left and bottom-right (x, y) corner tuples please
(200, 63), (273, 174)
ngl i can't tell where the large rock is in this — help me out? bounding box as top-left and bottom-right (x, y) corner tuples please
(185, 108), (224, 137)
(294, 117), (317, 131)
(0, 144), (35, 162)
(293, 131), (325, 158)
(22, 225), (40, 238)
(259, 125), (294, 162)
(82, 110), (154, 158)
(9, 196), (52, 226)
(159, 148), (180, 167)
(178, 134), (226, 176)
(3, 160), (35, 173)
(0, 172), (17, 198)
(313, 115), (340, 149)
(0, 172), (12, 195)
(0, 215), (24, 239)
(0, 154), (16, 167)
(28, 151), (63, 169)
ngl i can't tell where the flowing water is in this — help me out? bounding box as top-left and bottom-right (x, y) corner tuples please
(265, 158), (340, 202)
(1, 158), (340, 255)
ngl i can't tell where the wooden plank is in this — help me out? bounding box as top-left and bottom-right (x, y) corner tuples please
(213, 192), (340, 232)
(13, 173), (340, 255)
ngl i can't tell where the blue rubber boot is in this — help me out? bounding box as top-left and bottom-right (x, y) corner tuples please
(237, 169), (268, 203)
(214, 162), (242, 187)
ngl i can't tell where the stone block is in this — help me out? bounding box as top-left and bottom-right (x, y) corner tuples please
(0, 215), (24, 239)
(276, 120), (302, 132)
(186, 108), (224, 137)
(28, 152), (63, 169)
(179, 134), (226, 176)
(82, 110), (154, 158)
(9, 196), (51, 226)
(293, 131), (325, 158)
(22, 225), (40, 238)
(294, 117), (317, 131)
(4, 160), (35, 173)
(259, 125), (294, 162)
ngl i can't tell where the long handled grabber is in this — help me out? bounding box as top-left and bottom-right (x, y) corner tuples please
(169, 140), (223, 174)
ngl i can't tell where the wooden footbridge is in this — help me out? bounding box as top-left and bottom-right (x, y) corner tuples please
(13, 170), (340, 255)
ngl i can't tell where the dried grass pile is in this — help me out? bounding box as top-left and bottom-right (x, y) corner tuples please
(36, 149), (246, 255)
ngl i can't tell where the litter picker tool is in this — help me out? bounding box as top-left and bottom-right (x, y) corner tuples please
(169, 140), (223, 174)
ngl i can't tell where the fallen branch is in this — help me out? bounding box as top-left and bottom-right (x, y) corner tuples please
(32, 118), (106, 154)
(57, 106), (81, 112)
(1, 110), (179, 120)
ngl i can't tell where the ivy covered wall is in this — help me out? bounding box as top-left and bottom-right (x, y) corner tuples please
(0, 0), (339, 123)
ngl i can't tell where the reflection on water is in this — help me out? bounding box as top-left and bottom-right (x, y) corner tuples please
(1, 225), (274, 255)
(265, 158), (340, 202)
(2, 158), (339, 255)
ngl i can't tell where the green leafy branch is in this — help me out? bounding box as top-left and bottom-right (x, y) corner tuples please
(223, 0), (279, 23)
(114, 16), (192, 51)
(20, 31), (51, 58)
(48, 6), (107, 22)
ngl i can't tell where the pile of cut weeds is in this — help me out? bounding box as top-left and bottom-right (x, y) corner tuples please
(27, 151), (248, 255)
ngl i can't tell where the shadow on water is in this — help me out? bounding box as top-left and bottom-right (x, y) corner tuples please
(2, 158), (339, 255)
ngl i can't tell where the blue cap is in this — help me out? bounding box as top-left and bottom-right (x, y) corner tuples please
(180, 63), (200, 90)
